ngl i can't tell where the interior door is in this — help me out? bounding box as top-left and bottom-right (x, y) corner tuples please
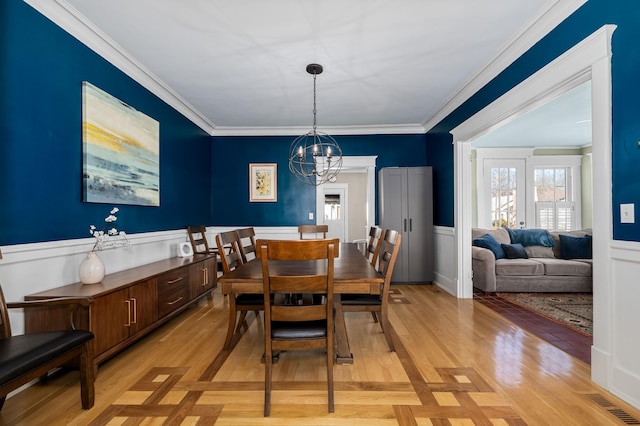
(318, 184), (347, 241)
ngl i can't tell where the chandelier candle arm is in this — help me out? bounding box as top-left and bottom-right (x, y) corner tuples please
(288, 63), (342, 185)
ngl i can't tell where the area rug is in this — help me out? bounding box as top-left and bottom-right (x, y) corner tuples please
(497, 293), (593, 336)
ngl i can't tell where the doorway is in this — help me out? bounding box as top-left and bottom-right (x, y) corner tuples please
(315, 156), (377, 243)
(450, 25), (614, 389)
(320, 184), (348, 241)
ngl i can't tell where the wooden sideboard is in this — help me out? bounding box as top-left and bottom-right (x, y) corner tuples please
(24, 254), (216, 369)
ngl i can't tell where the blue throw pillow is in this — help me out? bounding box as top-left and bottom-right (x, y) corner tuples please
(501, 243), (529, 259)
(559, 234), (592, 259)
(507, 228), (555, 247)
(472, 233), (505, 259)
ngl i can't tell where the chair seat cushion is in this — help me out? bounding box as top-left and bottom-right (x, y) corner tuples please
(340, 294), (382, 305)
(236, 293), (265, 305)
(0, 330), (94, 384)
(271, 320), (326, 340)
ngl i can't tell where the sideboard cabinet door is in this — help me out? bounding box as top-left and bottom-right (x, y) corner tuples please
(91, 278), (158, 357)
(190, 256), (217, 298)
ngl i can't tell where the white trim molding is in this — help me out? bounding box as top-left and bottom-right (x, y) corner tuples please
(24, 0), (217, 135)
(424, 0), (587, 131)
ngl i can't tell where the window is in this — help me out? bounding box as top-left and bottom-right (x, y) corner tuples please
(534, 167), (574, 231)
(324, 194), (341, 220)
(490, 167), (518, 228)
(476, 149), (582, 231)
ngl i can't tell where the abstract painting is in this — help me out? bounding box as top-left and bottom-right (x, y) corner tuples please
(82, 82), (160, 206)
(249, 163), (277, 202)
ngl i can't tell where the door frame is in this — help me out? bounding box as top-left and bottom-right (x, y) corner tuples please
(451, 25), (613, 299)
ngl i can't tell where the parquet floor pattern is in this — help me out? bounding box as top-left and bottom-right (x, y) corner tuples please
(3, 284), (638, 425)
(86, 288), (524, 425)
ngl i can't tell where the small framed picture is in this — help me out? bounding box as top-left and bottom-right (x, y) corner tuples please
(250, 163), (277, 202)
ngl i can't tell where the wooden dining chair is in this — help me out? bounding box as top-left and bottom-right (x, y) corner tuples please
(298, 224), (328, 239)
(187, 225), (216, 255)
(340, 229), (401, 351)
(257, 238), (339, 416)
(236, 227), (257, 263)
(365, 226), (384, 266)
(216, 230), (264, 349)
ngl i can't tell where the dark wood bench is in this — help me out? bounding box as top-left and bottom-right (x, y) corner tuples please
(0, 286), (95, 410)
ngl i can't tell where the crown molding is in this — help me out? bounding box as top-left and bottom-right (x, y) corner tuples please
(24, 0), (425, 138)
(422, 0), (587, 132)
(24, 0), (218, 135)
(211, 123), (426, 137)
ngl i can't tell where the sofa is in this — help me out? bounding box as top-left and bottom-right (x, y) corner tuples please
(471, 227), (593, 293)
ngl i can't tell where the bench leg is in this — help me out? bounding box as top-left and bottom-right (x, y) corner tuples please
(79, 342), (95, 409)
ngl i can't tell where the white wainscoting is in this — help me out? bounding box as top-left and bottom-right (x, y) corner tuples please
(0, 226), (299, 334)
(603, 241), (640, 409)
(433, 226), (456, 295)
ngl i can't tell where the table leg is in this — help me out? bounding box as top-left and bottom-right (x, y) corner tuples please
(334, 295), (354, 364)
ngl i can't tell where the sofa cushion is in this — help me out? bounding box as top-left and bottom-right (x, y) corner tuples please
(507, 228), (554, 247)
(559, 234), (592, 259)
(472, 233), (505, 259)
(524, 245), (555, 258)
(534, 258), (592, 277)
(495, 259), (544, 276)
(551, 229), (592, 258)
(472, 228), (511, 245)
(501, 243), (528, 259)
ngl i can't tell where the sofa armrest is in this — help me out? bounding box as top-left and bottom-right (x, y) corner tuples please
(472, 246), (497, 292)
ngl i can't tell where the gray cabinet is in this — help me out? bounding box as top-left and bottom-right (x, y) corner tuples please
(378, 167), (433, 283)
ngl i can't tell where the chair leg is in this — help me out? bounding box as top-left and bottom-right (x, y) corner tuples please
(370, 312), (378, 323)
(327, 337), (334, 413)
(379, 312), (395, 352)
(236, 310), (248, 332)
(0, 396), (5, 411)
(264, 346), (272, 416)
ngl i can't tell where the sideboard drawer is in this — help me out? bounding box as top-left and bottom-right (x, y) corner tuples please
(157, 269), (190, 317)
(157, 269), (188, 292)
(158, 282), (190, 317)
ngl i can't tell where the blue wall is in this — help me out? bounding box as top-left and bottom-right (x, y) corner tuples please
(212, 134), (428, 226)
(7, 0), (640, 245)
(426, 0), (640, 241)
(1, 1), (212, 245)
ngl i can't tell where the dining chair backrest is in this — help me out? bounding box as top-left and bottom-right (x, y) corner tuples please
(236, 227), (257, 263)
(187, 225), (212, 254)
(216, 230), (244, 273)
(256, 238), (339, 416)
(365, 226), (384, 266)
(298, 224), (329, 239)
(377, 229), (402, 294)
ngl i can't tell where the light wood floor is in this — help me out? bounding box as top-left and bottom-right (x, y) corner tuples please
(2, 285), (638, 425)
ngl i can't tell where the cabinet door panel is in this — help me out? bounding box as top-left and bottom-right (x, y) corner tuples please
(90, 288), (130, 356)
(129, 278), (157, 334)
(379, 168), (409, 282)
(407, 167), (433, 282)
(190, 257), (217, 298)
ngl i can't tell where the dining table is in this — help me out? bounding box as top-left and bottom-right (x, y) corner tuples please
(217, 242), (384, 364)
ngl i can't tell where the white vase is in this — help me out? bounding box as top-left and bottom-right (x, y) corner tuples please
(78, 251), (105, 284)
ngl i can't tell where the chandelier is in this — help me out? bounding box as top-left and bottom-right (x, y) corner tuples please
(288, 63), (343, 186)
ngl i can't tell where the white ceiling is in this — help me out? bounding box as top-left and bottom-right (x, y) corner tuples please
(473, 80), (592, 148)
(48, 0), (586, 139)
